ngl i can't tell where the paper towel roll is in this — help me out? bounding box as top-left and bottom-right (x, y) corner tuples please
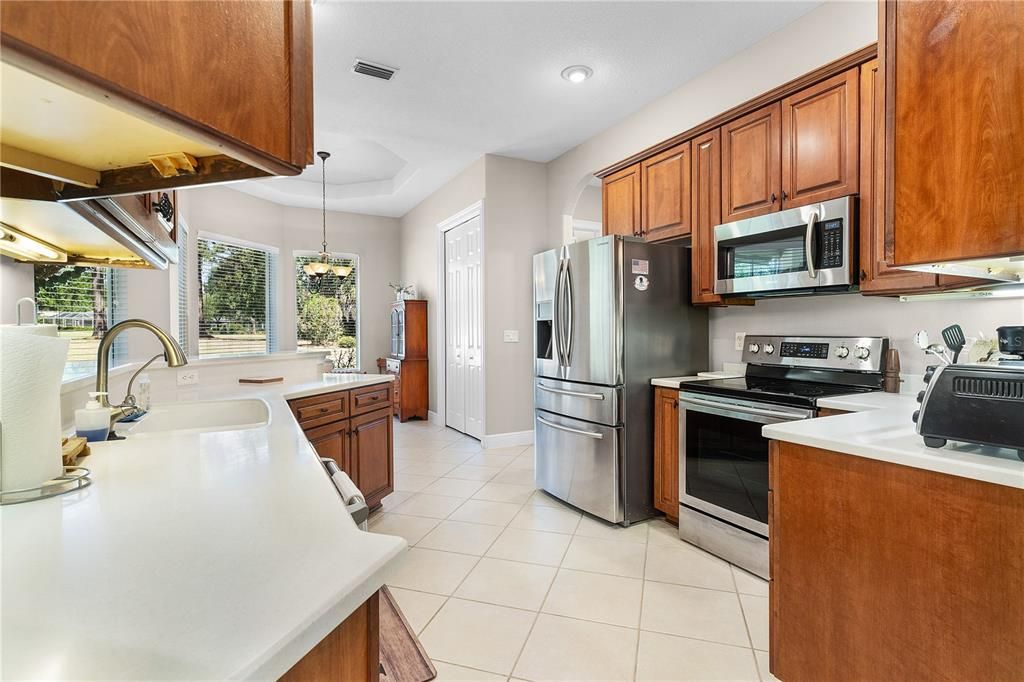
(1, 328), (70, 492)
(331, 470), (366, 506)
(0, 324), (59, 337)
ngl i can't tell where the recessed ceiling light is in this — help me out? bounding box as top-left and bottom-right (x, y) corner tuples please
(561, 65), (593, 84)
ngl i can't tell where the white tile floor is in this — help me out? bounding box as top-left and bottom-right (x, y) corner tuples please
(370, 420), (775, 682)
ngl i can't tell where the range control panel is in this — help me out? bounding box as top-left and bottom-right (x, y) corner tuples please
(742, 335), (888, 372)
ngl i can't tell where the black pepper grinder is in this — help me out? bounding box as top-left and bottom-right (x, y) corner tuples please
(883, 348), (903, 393)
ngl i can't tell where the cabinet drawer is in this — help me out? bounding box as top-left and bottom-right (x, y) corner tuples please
(351, 383), (393, 416)
(291, 390), (349, 429)
(386, 358), (400, 373)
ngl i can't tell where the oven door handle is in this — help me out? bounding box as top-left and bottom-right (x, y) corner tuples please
(679, 394), (812, 422)
(805, 210), (819, 279)
(537, 415), (604, 439)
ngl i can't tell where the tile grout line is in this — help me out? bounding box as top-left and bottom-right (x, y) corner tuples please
(729, 564), (765, 682)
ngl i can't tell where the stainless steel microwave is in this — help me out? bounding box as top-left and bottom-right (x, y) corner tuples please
(713, 195), (856, 296)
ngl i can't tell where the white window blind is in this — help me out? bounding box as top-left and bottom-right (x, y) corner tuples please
(33, 264), (125, 381)
(197, 237), (276, 357)
(295, 254), (359, 368)
(176, 221), (190, 356)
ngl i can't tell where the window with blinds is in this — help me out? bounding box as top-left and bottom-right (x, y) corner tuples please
(197, 237), (276, 357)
(294, 253), (359, 368)
(33, 264), (126, 381)
(176, 221), (190, 356)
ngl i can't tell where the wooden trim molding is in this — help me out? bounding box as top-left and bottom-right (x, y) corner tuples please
(596, 43), (878, 178)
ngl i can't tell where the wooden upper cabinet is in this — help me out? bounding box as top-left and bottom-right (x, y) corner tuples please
(858, 58), (940, 294)
(721, 103), (782, 222)
(0, 0), (313, 196)
(690, 129), (725, 305)
(602, 164), (641, 237)
(641, 143), (691, 241)
(781, 68), (859, 208)
(883, 0), (1024, 266)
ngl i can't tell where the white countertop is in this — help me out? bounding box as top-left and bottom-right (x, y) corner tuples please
(1, 374), (405, 680)
(765, 389), (1024, 490)
(651, 364), (746, 388)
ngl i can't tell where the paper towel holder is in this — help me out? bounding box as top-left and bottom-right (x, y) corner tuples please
(0, 463), (92, 505)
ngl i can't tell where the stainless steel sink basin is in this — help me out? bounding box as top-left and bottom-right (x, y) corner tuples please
(115, 399), (270, 437)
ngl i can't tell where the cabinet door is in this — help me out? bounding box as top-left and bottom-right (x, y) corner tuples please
(781, 68), (859, 208)
(653, 387), (679, 523)
(350, 407), (394, 507)
(641, 143), (691, 242)
(306, 420), (351, 473)
(602, 164), (641, 237)
(857, 58), (941, 294)
(884, 0), (1024, 266)
(721, 103), (782, 222)
(690, 129), (725, 305)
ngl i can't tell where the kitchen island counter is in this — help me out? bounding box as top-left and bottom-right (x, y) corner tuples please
(1, 374), (404, 680)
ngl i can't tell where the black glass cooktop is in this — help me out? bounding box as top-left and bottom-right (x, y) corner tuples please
(681, 376), (878, 408)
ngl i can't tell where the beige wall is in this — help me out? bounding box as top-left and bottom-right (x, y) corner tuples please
(0, 256), (36, 325)
(184, 186), (401, 370)
(482, 155), (549, 436)
(398, 158), (486, 415)
(546, 0), (878, 242)
(572, 184), (601, 224)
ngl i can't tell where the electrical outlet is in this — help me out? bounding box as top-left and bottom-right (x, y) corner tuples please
(176, 369), (199, 386)
(735, 332), (746, 351)
(503, 329), (520, 343)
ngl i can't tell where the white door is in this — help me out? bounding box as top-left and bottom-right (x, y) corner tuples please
(445, 216), (483, 438)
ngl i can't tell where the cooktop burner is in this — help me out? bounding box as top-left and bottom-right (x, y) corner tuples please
(681, 376), (878, 408)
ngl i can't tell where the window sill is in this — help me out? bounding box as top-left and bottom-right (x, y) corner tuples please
(60, 351), (332, 395)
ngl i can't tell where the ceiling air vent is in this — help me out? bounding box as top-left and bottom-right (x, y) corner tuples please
(352, 59), (398, 81)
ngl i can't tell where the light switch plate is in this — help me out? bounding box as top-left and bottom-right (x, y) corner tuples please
(177, 369), (199, 386)
(503, 329), (520, 343)
(734, 332), (746, 351)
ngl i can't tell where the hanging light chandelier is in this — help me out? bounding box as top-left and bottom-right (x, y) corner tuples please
(303, 150), (352, 278)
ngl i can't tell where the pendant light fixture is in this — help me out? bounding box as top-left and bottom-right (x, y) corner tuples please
(303, 150), (352, 278)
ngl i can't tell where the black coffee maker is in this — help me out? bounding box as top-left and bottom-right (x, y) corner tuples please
(996, 325), (1024, 366)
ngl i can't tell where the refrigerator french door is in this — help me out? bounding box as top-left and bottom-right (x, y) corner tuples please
(533, 236), (708, 525)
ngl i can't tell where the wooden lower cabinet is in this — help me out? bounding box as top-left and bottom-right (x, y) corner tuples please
(282, 591), (379, 682)
(386, 358), (428, 422)
(652, 387), (679, 523)
(769, 440), (1024, 681)
(350, 408), (394, 507)
(289, 383), (395, 509)
(814, 407), (849, 418)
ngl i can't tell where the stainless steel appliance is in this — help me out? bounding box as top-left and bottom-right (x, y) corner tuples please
(533, 236), (708, 525)
(678, 335), (888, 577)
(714, 195), (856, 296)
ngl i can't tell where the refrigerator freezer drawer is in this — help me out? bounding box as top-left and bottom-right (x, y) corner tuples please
(534, 378), (621, 426)
(535, 410), (623, 523)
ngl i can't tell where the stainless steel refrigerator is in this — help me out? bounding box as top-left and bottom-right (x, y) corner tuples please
(533, 236), (708, 525)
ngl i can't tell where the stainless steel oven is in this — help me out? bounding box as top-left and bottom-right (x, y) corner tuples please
(714, 195), (855, 296)
(678, 391), (813, 578)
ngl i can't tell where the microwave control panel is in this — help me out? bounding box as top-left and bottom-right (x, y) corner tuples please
(819, 219), (844, 268)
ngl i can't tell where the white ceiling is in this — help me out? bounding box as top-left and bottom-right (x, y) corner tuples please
(233, 1), (823, 218)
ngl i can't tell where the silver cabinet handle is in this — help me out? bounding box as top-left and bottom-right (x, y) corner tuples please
(537, 384), (605, 400)
(805, 210), (819, 279)
(679, 394), (811, 421)
(537, 415), (603, 439)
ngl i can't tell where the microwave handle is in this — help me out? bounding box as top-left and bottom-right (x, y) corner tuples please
(805, 211), (819, 279)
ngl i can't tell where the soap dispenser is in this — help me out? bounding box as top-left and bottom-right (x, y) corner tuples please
(75, 391), (111, 442)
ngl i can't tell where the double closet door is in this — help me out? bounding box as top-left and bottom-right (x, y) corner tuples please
(444, 216), (484, 438)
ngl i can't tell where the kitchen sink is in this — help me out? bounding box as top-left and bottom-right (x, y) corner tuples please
(115, 399), (270, 437)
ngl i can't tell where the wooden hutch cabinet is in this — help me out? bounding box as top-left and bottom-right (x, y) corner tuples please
(386, 299), (428, 422)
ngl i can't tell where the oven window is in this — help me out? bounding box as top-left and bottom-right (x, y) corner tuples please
(718, 225), (809, 280)
(684, 409), (769, 525)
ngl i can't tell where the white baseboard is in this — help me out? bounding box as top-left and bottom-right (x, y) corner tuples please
(481, 430), (534, 450)
(428, 410), (442, 426)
